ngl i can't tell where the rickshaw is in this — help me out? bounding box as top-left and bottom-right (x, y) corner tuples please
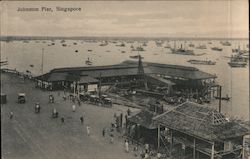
(49, 94), (54, 103)
(18, 93), (26, 103)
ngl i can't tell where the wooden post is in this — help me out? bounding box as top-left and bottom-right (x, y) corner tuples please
(158, 125), (160, 151)
(193, 138), (196, 159)
(242, 136), (245, 159)
(211, 142), (214, 159)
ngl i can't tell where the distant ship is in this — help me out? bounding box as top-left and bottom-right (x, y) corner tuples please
(171, 44), (195, 55)
(132, 46), (145, 51)
(62, 44), (67, 47)
(220, 41), (231, 46)
(100, 41), (108, 46)
(211, 47), (223, 51)
(187, 59), (216, 65)
(228, 55), (247, 67)
(188, 43), (195, 47)
(142, 42), (147, 46)
(196, 45), (207, 49)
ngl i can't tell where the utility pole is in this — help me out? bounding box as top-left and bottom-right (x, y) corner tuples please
(41, 48), (44, 74)
(219, 86), (222, 113)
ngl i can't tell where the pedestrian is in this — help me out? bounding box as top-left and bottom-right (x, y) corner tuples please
(86, 125), (90, 136)
(72, 104), (76, 112)
(110, 133), (114, 144)
(125, 140), (129, 153)
(145, 143), (149, 153)
(144, 153), (149, 159)
(9, 112), (13, 119)
(80, 116), (84, 124)
(157, 152), (162, 159)
(61, 117), (64, 123)
(102, 128), (105, 137)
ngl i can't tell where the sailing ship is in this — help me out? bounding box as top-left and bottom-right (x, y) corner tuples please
(228, 55), (247, 67)
(171, 44), (194, 55)
(187, 59), (216, 65)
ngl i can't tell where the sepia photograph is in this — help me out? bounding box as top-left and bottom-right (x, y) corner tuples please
(0, 1), (249, 159)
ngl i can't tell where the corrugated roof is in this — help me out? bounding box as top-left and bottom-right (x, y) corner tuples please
(128, 110), (158, 129)
(37, 60), (216, 81)
(153, 102), (248, 141)
(79, 76), (98, 84)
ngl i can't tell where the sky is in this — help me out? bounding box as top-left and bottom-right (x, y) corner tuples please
(0, 0), (249, 38)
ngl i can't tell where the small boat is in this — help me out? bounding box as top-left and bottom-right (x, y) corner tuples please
(73, 42), (77, 45)
(100, 41), (108, 46)
(187, 59), (216, 65)
(121, 51), (126, 53)
(196, 45), (207, 49)
(85, 58), (92, 65)
(142, 42), (147, 46)
(228, 55), (247, 67)
(208, 42), (212, 44)
(116, 43), (125, 47)
(220, 41), (231, 46)
(132, 46), (145, 51)
(75, 50), (78, 53)
(129, 55), (144, 59)
(88, 49), (92, 52)
(51, 43), (55, 45)
(189, 43), (195, 47)
(171, 44), (194, 55)
(211, 47), (223, 51)
(62, 44), (67, 47)
(30, 64), (34, 67)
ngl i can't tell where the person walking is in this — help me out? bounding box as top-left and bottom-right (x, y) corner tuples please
(86, 125), (90, 136)
(125, 140), (129, 153)
(102, 128), (106, 137)
(80, 116), (84, 124)
(9, 112), (13, 119)
(72, 104), (76, 112)
(61, 117), (64, 123)
(110, 133), (114, 144)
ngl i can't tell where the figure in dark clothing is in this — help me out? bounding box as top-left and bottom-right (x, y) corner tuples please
(102, 128), (106, 137)
(10, 112), (13, 119)
(61, 117), (64, 123)
(80, 116), (84, 124)
(127, 108), (131, 116)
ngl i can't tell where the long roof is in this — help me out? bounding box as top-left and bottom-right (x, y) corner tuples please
(153, 102), (248, 141)
(37, 60), (216, 81)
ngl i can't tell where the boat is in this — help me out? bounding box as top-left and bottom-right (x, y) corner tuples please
(85, 58), (92, 65)
(211, 47), (223, 51)
(171, 44), (195, 55)
(208, 42), (212, 44)
(196, 45), (207, 49)
(88, 49), (92, 52)
(100, 41), (108, 46)
(116, 43), (125, 47)
(142, 42), (147, 46)
(129, 55), (144, 59)
(220, 41), (231, 46)
(132, 46), (145, 51)
(189, 43), (195, 47)
(62, 44), (67, 47)
(187, 59), (216, 65)
(228, 55), (247, 67)
(73, 42), (77, 45)
(121, 51), (126, 53)
(51, 43), (55, 45)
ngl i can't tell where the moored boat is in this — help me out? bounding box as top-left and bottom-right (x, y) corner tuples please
(211, 47), (223, 51)
(187, 59), (216, 65)
(228, 55), (247, 67)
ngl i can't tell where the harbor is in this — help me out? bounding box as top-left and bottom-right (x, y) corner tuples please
(1, 1), (249, 159)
